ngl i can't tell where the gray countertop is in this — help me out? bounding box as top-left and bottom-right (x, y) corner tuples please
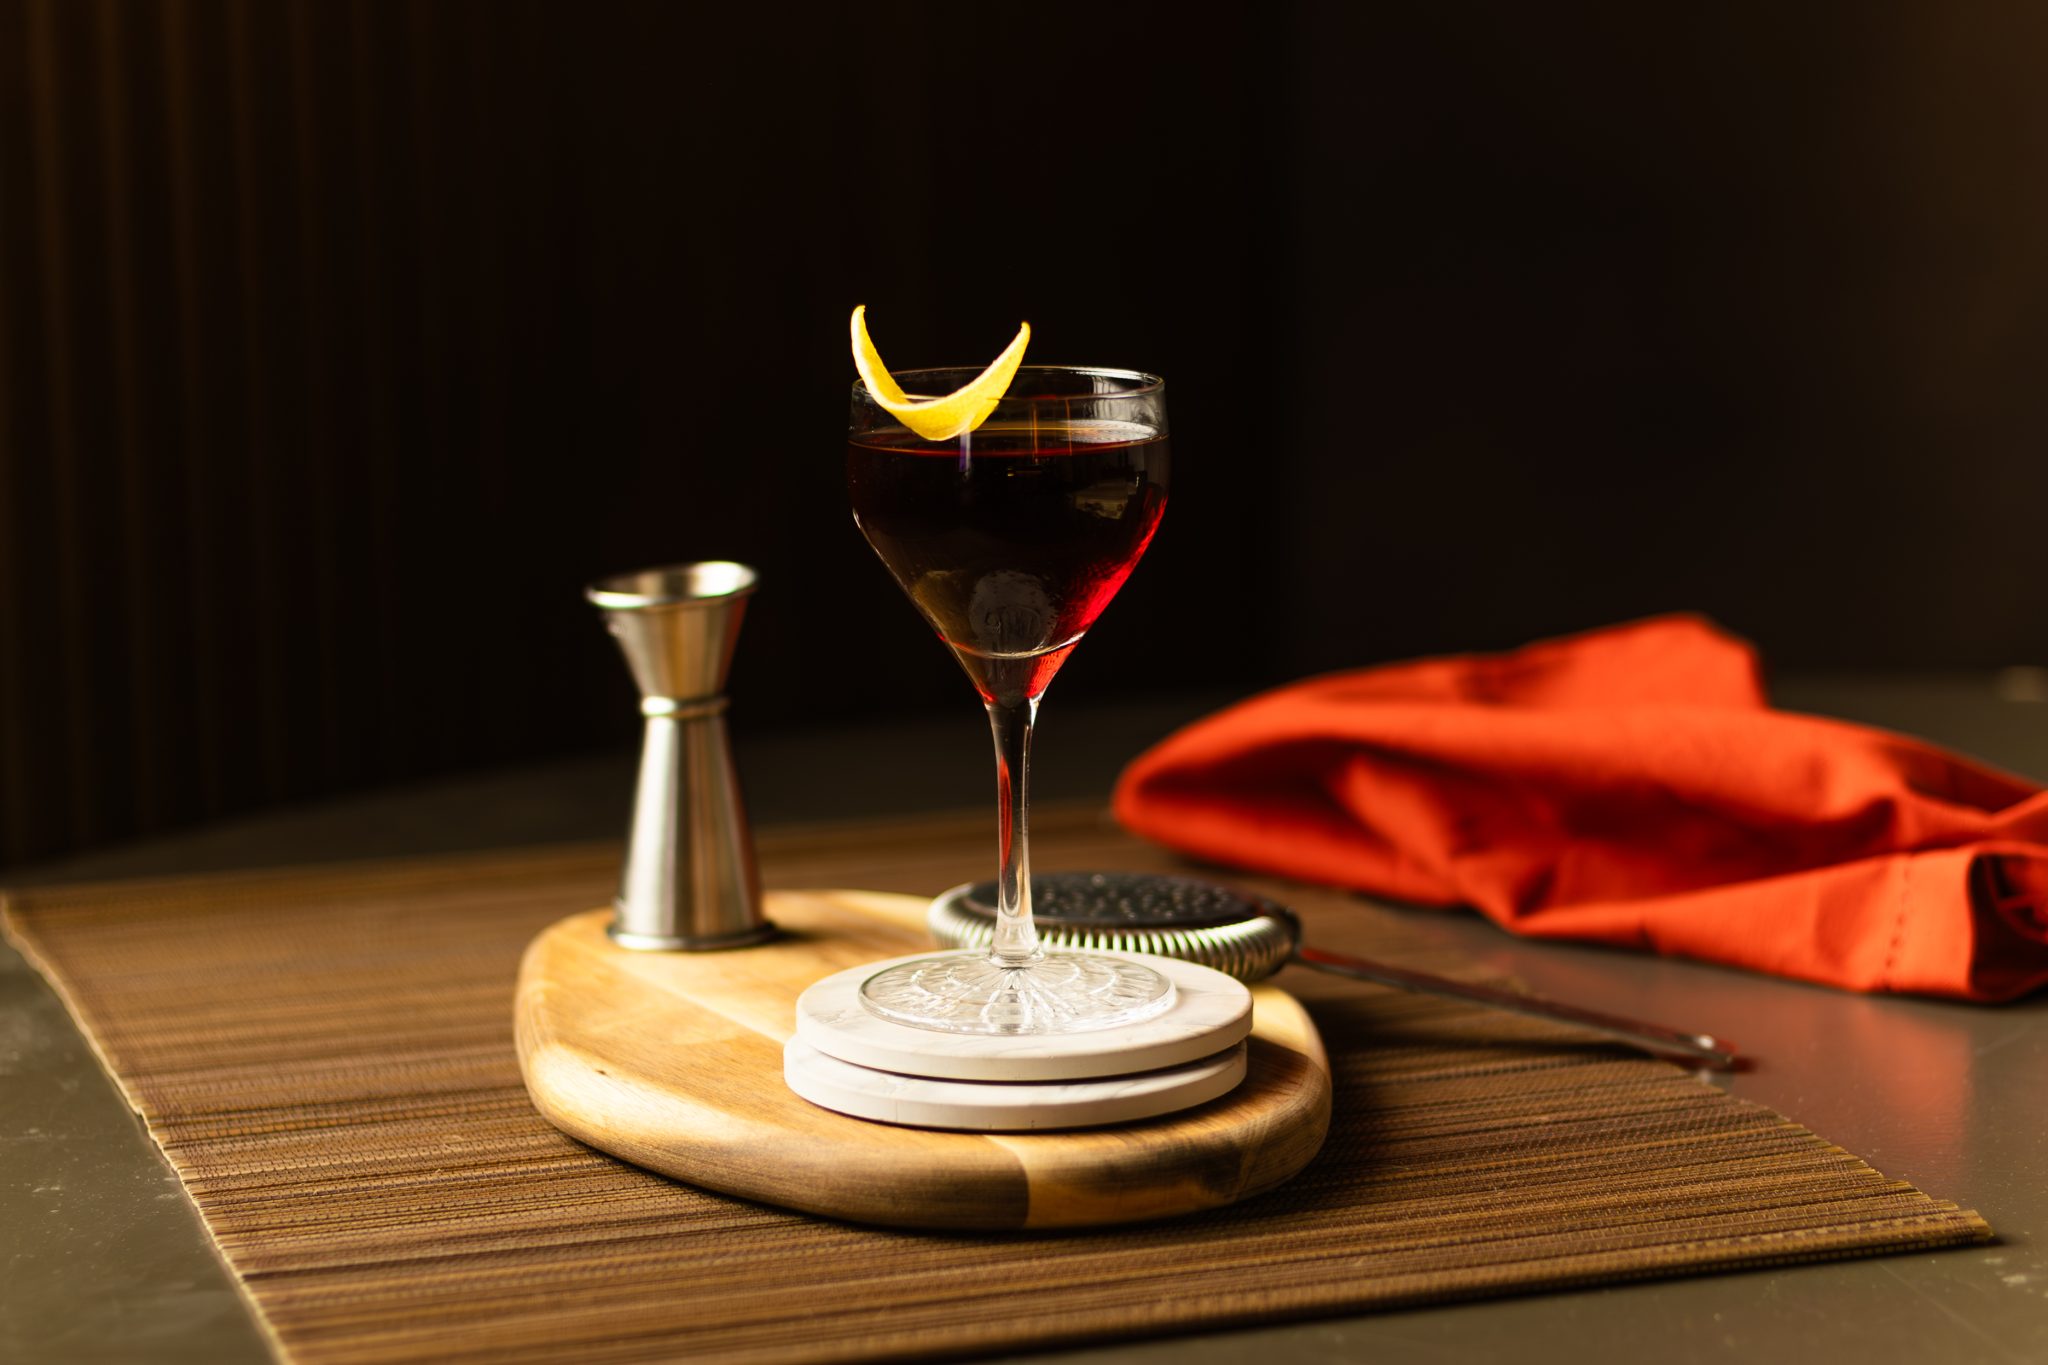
(6, 679), (2047, 1364)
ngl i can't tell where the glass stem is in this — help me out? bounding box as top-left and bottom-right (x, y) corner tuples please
(986, 696), (1042, 967)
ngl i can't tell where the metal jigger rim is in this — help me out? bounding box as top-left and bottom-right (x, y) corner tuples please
(586, 561), (758, 611)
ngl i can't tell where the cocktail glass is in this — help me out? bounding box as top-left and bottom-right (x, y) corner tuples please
(849, 366), (1172, 1034)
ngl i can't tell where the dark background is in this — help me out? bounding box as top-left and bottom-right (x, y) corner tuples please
(4, 1), (2046, 868)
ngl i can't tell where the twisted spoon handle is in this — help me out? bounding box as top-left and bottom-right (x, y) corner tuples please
(1291, 945), (1739, 1069)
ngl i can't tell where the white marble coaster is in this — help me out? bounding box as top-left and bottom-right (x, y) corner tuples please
(783, 1037), (1249, 1131)
(794, 950), (1253, 1081)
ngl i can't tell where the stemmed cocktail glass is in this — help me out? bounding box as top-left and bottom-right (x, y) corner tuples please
(849, 365), (1172, 1035)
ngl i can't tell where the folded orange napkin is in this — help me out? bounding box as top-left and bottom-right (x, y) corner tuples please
(1113, 616), (2048, 1001)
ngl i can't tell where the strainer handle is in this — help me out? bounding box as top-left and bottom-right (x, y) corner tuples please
(1292, 946), (1739, 1070)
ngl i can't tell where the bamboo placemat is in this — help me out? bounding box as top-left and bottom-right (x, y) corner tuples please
(3, 808), (1991, 1364)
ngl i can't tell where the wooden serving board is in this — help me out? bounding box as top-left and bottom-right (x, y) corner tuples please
(514, 890), (1332, 1230)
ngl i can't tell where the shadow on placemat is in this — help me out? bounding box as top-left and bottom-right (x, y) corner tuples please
(2, 838), (1990, 1365)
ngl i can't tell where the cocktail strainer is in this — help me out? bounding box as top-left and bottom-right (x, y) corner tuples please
(930, 872), (1736, 1068)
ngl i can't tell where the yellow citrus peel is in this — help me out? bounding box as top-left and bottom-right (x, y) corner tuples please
(851, 305), (1030, 441)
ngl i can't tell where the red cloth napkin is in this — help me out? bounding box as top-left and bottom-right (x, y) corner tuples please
(1113, 616), (2048, 1001)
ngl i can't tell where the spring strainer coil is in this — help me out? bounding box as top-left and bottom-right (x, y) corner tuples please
(926, 873), (1299, 983)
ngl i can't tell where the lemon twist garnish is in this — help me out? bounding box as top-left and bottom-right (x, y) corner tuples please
(851, 305), (1030, 441)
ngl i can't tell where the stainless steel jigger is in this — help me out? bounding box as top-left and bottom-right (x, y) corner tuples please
(587, 562), (774, 951)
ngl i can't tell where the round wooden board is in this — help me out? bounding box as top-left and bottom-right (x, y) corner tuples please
(514, 891), (1332, 1230)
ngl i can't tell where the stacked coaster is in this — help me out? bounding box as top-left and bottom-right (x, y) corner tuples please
(785, 950), (1255, 1132)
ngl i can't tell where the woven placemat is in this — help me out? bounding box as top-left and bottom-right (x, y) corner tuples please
(3, 811), (1991, 1364)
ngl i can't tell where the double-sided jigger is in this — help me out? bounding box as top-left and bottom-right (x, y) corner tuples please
(785, 953), (1255, 1131)
(587, 562), (773, 951)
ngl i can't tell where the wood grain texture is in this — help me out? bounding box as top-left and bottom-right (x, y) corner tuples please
(514, 894), (1331, 1229)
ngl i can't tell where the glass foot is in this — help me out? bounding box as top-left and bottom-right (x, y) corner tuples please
(859, 950), (1177, 1036)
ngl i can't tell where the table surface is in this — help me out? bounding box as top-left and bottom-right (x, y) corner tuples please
(6, 678), (2047, 1365)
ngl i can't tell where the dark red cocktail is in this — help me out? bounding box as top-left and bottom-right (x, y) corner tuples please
(848, 420), (1168, 706)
